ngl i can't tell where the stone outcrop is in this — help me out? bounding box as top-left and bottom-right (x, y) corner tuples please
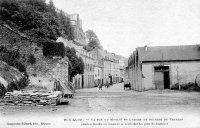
(0, 61), (23, 88)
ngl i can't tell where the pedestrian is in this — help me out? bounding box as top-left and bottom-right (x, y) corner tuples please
(106, 82), (109, 88)
(108, 82), (111, 88)
(99, 84), (102, 90)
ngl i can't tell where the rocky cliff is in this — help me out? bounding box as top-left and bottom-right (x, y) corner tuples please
(0, 24), (69, 90)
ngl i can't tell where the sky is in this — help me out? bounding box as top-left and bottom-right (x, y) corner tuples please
(48, 0), (200, 58)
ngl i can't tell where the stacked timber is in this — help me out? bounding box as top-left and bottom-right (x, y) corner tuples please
(3, 90), (63, 106)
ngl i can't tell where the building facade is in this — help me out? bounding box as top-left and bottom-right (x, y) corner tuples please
(56, 12), (128, 88)
(90, 48), (104, 86)
(102, 50), (120, 84)
(67, 47), (95, 89)
(57, 36), (127, 88)
(127, 45), (200, 91)
(118, 56), (127, 82)
(81, 49), (95, 88)
(57, 37), (95, 89)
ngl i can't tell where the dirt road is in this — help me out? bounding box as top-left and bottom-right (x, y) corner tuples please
(1, 83), (200, 127)
(1, 83), (200, 116)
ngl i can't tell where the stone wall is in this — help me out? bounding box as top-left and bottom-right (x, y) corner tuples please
(170, 61), (200, 85)
(27, 57), (69, 90)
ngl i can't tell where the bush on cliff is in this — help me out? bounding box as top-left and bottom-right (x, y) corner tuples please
(7, 76), (29, 92)
(0, 46), (26, 72)
(0, 83), (6, 98)
(43, 41), (65, 58)
(28, 54), (36, 64)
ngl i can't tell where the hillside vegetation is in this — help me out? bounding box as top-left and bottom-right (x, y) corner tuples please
(0, 0), (74, 41)
(0, 0), (85, 87)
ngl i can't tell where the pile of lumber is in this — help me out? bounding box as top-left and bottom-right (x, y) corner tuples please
(3, 90), (62, 106)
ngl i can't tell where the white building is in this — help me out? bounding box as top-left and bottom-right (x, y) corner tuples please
(102, 50), (120, 84)
(127, 45), (200, 91)
(56, 37), (95, 89)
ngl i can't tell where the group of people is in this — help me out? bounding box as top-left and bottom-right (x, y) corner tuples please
(98, 82), (112, 90)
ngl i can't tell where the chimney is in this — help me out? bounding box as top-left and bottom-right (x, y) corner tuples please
(144, 45), (148, 51)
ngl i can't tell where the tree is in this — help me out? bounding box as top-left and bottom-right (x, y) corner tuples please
(77, 57), (84, 74)
(42, 41), (65, 57)
(85, 30), (102, 51)
(48, 0), (56, 13)
(65, 47), (84, 81)
(0, 0), (74, 41)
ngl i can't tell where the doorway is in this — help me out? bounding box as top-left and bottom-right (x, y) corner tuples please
(164, 71), (170, 89)
(109, 75), (112, 84)
(154, 66), (170, 90)
(82, 75), (84, 88)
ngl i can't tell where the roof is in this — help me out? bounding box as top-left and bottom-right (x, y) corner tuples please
(137, 45), (200, 62)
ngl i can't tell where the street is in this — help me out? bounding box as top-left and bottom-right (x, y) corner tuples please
(1, 82), (200, 117)
(1, 83), (200, 127)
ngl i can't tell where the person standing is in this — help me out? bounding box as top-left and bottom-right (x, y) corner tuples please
(99, 83), (102, 90)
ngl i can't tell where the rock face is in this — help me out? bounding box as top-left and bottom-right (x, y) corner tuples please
(3, 90), (63, 106)
(0, 61), (24, 88)
(0, 24), (69, 90)
(28, 57), (69, 90)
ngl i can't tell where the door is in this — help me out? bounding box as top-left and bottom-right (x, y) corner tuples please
(164, 71), (170, 89)
(154, 72), (164, 90)
(109, 76), (112, 84)
(82, 75), (84, 88)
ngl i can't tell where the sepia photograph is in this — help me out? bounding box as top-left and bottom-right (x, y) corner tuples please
(0, 0), (200, 127)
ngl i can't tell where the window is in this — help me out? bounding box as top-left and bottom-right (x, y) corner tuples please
(90, 64), (92, 71)
(92, 75), (94, 82)
(88, 75), (90, 83)
(154, 66), (169, 71)
(92, 65), (94, 71)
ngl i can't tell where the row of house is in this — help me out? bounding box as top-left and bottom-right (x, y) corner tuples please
(57, 36), (127, 89)
(126, 44), (200, 92)
(56, 14), (127, 89)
